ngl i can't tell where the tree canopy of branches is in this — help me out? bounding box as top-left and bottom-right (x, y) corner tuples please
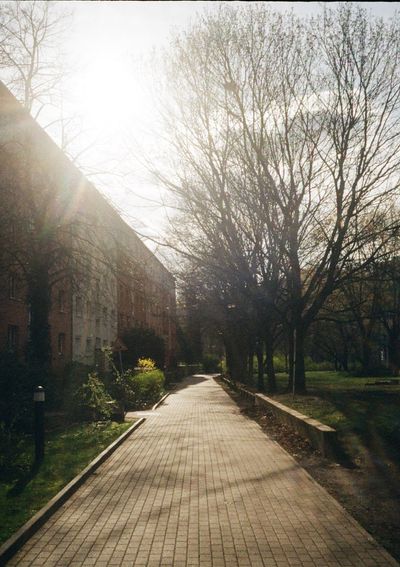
(156, 3), (400, 392)
(314, 241), (400, 377)
(0, 0), (69, 118)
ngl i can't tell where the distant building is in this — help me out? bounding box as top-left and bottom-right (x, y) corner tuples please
(0, 81), (176, 371)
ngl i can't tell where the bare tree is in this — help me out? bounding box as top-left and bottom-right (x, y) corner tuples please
(319, 268), (383, 375)
(0, 0), (70, 118)
(153, 4), (400, 392)
(0, 0), (98, 171)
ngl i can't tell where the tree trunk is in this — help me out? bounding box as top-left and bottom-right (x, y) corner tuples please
(27, 260), (52, 382)
(248, 350), (254, 384)
(287, 329), (294, 392)
(230, 346), (248, 382)
(293, 326), (306, 394)
(265, 333), (276, 394)
(224, 334), (248, 382)
(341, 342), (349, 372)
(225, 340), (233, 378)
(360, 336), (372, 376)
(256, 343), (264, 392)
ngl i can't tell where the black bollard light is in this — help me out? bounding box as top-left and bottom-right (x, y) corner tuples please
(34, 386), (45, 462)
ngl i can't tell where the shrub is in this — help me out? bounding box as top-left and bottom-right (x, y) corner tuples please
(137, 357), (156, 371)
(202, 355), (221, 373)
(107, 368), (134, 419)
(304, 356), (334, 371)
(272, 354), (334, 373)
(74, 372), (115, 421)
(125, 369), (165, 410)
(62, 362), (95, 417)
(273, 354), (288, 373)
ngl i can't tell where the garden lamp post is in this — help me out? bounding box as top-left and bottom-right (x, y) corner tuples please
(34, 386), (45, 462)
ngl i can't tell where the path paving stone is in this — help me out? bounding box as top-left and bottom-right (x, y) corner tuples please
(8, 375), (399, 566)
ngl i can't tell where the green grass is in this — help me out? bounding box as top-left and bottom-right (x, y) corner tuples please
(0, 420), (132, 545)
(270, 371), (400, 463)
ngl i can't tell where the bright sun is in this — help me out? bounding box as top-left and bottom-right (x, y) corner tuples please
(71, 48), (145, 135)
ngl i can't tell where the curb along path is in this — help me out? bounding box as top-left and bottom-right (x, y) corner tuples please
(8, 375), (398, 566)
(0, 419), (146, 565)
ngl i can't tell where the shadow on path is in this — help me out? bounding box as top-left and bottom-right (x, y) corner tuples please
(167, 373), (209, 393)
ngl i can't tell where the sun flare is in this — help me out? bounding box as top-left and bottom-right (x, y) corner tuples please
(71, 48), (144, 134)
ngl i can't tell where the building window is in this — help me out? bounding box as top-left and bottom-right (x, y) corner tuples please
(86, 337), (92, 353)
(58, 333), (66, 355)
(58, 290), (66, 312)
(86, 301), (91, 318)
(7, 325), (18, 351)
(8, 274), (16, 299)
(103, 339), (108, 348)
(95, 337), (101, 350)
(96, 317), (100, 330)
(75, 296), (83, 317)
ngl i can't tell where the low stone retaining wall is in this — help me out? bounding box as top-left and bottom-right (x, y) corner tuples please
(219, 376), (338, 459)
(254, 393), (338, 458)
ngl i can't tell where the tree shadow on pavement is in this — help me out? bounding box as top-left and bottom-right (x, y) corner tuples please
(167, 374), (210, 393)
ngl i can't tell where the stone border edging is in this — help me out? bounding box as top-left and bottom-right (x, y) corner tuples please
(0, 418), (145, 566)
(218, 376), (339, 459)
(152, 393), (169, 410)
(254, 393), (338, 458)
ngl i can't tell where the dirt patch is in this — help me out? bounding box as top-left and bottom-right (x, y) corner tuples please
(220, 381), (400, 563)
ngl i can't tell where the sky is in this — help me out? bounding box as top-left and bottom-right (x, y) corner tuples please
(43, 1), (400, 255)
(57, 1), (222, 246)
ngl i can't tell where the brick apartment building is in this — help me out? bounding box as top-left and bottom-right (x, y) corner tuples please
(0, 82), (176, 371)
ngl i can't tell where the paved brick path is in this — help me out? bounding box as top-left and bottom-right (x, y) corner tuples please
(9, 375), (398, 566)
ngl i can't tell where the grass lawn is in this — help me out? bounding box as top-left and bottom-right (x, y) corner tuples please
(0, 420), (132, 546)
(270, 371), (400, 464)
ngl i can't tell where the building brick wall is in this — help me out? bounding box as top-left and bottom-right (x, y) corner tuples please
(0, 81), (177, 371)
